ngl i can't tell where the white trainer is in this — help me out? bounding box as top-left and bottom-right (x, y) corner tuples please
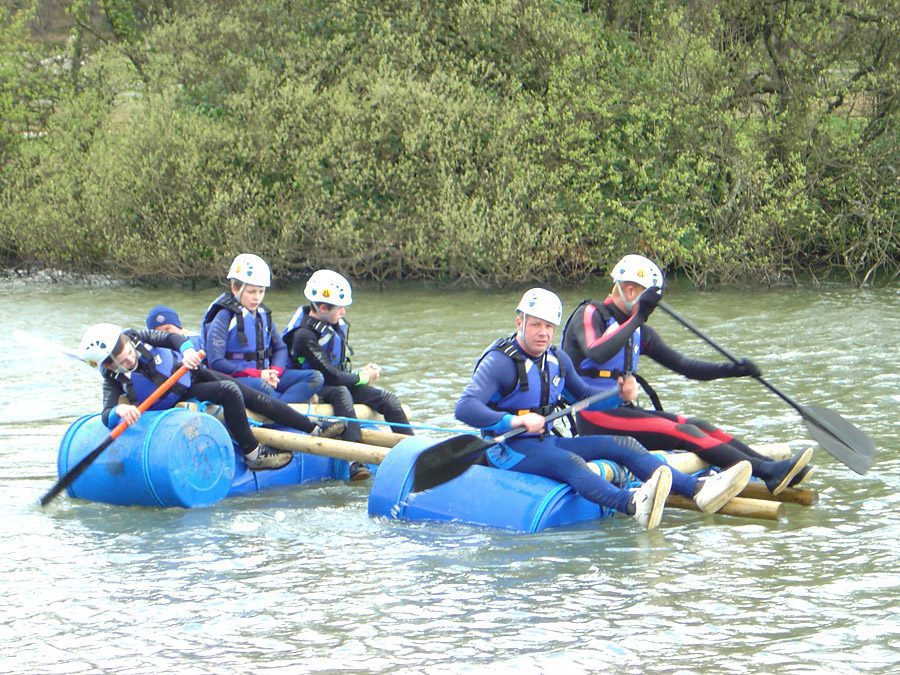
(632, 465), (672, 530)
(694, 460), (752, 513)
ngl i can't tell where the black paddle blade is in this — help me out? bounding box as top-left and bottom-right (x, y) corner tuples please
(801, 404), (875, 475)
(411, 434), (490, 492)
(40, 436), (113, 506)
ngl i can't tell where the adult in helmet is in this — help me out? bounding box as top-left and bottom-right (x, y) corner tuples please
(560, 254), (813, 494)
(282, 270), (412, 480)
(453, 288), (753, 530)
(201, 253), (325, 406)
(78, 322), (342, 472)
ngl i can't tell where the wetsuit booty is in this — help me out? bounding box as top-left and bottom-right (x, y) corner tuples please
(764, 447), (814, 495)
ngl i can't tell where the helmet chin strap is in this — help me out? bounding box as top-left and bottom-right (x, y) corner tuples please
(233, 282), (246, 303)
(616, 281), (638, 312)
(109, 351), (135, 375)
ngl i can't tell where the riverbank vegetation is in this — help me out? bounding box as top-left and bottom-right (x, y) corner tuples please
(1, 1), (896, 287)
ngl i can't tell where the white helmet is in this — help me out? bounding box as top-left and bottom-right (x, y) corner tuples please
(227, 253), (271, 288)
(304, 269), (353, 307)
(610, 254), (664, 291)
(78, 323), (123, 370)
(516, 288), (563, 326)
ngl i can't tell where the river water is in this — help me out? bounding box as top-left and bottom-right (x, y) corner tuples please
(1, 279), (897, 674)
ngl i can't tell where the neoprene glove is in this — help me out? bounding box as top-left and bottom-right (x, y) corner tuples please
(634, 286), (662, 321)
(731, 358), (761, 378)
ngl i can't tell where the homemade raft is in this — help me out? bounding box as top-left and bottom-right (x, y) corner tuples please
(56, 404), (396, 508)
(367, 437), (814, 531)
(56, 407), (815, 526)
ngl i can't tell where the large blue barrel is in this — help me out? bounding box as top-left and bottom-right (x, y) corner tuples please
(368, 437), (621, 532)
(57, 409), (235, 508)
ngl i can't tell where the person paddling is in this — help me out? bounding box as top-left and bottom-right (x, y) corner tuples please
(78, 323), (343, 472)
(453, 288), (752, 531)
(560, 254), (813, 494)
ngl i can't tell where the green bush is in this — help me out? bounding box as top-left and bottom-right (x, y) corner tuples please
(1, 0), (896, 287)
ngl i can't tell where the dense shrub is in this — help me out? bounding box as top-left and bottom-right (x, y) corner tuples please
(1, 0), (896, 286)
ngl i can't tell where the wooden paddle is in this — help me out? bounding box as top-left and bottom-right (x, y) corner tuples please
(40, 355), (200, 507)
(411, 389), (619, 492)
(658, 301), (875, 475)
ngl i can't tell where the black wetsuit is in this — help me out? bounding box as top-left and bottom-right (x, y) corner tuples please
(560, 299), (785, 480)
(284, 311), (411, 441)
(100, 329), (317, 455)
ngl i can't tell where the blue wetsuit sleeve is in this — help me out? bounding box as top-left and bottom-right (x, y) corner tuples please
(204, 312), (242, 375)
(560, 351), (623, 409)
(454, 351), (517, 435)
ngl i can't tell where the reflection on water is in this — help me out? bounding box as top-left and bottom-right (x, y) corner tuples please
(1, 281), (898, 673)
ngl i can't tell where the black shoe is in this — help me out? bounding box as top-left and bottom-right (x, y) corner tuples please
(764, 447), (814, 495)
(312, 420), (346, 439)
(349, 462), (372, 482)
(243, 444), (293, 471)
(788, 463), (814, 487)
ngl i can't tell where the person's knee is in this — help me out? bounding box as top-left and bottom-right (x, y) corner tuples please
(675, 422), (706, 439)
(330, 386), (355, 412)
(617, 436), (649, 455)
(684, 416), (717, 433)
(380, 391), (404, 415)
(303, 370), (325, 388)
(219, 380), (244, 405)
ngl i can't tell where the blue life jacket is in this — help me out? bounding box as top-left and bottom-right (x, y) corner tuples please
(113, 340), (191, 411)
(475, 335), (566, 434)
(560, 300), (640, 391)
(201, 292), (274, 369)
(282, 306), (352, 371)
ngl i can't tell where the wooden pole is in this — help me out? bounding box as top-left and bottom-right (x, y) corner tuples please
(666, 494), (783, 521)
(739, 482), (819, 506)
(360, 428), (408, 448)
(251, 427), (389, 465)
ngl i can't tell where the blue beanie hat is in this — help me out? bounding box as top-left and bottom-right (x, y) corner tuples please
(146, 305), (182, 330)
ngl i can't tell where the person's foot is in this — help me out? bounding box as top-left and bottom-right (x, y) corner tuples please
(765, 447), (814, 495)
(349, 462), (372, 481)
(694, 460), (752, 513)
(632, 465), (672, 530)
(311, 420), (346, 439)
(788, 463), (814, 487)
(243, 444), (293, 471)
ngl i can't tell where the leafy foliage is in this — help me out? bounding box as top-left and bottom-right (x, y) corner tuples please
(1, 0), (896, 286)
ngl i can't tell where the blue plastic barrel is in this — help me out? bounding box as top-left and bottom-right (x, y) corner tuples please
(368, 437), (618, 532)
(57, 409), (236, 508)
(229, 438), (351, 497)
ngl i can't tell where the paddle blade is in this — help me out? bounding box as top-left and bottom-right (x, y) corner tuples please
(801, 405), (875, 475)
(411, 434), (490, 492)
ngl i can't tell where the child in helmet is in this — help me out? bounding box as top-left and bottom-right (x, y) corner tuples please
(201, 253), (325, 405)
(454, 288), (753, 530)
(560, 254), (813, 495)
(282, 269), (413, 480)
(78, 323), (343, 472)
